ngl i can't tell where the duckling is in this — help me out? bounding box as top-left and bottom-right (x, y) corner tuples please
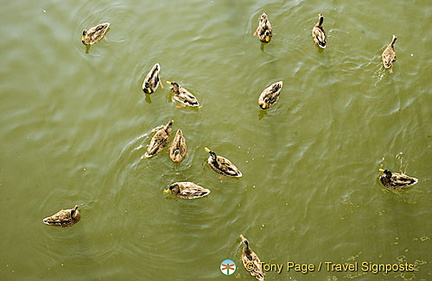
(169, 129), (187, 163)
(253, 13), (272, 43)
(312, 14), (327, 48)
(381, 35), (397, 73)
(43, 205), (81, 227)
(164, 182), (210, 199)
(239, 235), (265, 281)
(258, 81), (283, 109)
(143, 120), (173, 158)
(204, 147), (242, 177)
(379, 169), (418, 190)
(167, 81), (200, 107)
(81, 22), (110, 45)
(142, 63), (164, 94)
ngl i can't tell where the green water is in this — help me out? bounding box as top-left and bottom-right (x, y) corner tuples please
(1, 0), (431, 280)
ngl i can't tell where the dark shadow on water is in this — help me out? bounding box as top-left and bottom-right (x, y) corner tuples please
(315, 45), (325, 53)
(145, 94), (152, 104)
(258, 109), (267, 120)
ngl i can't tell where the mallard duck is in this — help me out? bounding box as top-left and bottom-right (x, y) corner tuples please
(379, 169), (418, 190)
(142, 63), (164, 94)
(167, 81), (200, 107)
(82, 22), (110, 45)
(143, 120), (173, 158)
(43, 205), (81, 227)
(204, 147), (242, 177)
(312, 14), (327, 48)
(258, 81), (283, 109)
(381, 35), (397, 73)
(239, 235), (265, 281)
(164, 182), (210, 199)
(169, 129), (187, 163)
(253, 13), (272, 43)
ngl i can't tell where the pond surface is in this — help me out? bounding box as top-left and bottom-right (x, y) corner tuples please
(1, 0), (431, 280)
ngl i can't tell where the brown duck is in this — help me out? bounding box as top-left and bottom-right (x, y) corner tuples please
(258, 81), (283, 109)
(253, 13), (272, 43)
(164, 182), (210, 199)
(169, 129), (187, 163)
(81, 22), (110, 45)
(312, 14), (327, 48)
(43, 205), (81, 227)
(143, 120), (173, 158)
(381, 35), (397, 73)
(240, 235), (265, 280)
(379, 169), (418, 190)
(204, 147), (242, 177)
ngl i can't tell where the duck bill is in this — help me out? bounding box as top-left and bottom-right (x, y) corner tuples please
(143, 88), (153, 94)
(378, 168), (385, 172)
(204, 147), (211, 153)
(265, 36), (270, 42)
(163, 189), (171, 194)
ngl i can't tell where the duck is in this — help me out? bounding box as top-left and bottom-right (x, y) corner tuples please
(164, 182), (210, 199)
(381, 35), (397, 73)
(312, 14), (327, 48)
(169, 129), (187, 163)
(167, 81), (200, 107)
(43, 205), (81, 227)
(82, 22), (110, 45)
(204, 147), (242, 177)
(258, 81), (283, 109)
(239, 235), (265, 281)
(143, 120), (173, 158)
(142, 63), (164, 94)
(379, 169), (418, 190)
(253, 13), (272, 43)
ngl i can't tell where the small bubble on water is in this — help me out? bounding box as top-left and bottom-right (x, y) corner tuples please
(420, 236), (430, 242)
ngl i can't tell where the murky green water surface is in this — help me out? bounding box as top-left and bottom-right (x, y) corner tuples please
(1, 0), (431, 280)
